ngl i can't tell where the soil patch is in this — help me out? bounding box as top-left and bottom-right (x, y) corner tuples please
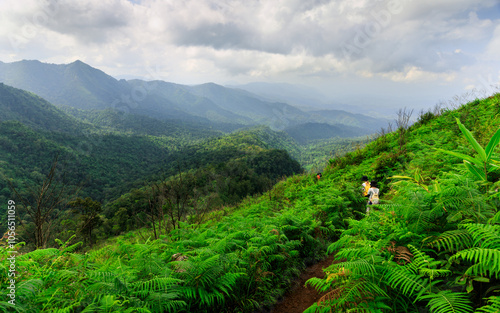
(270, 253), (337, 313)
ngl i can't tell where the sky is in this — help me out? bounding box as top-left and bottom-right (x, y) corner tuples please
(0, 0), (499, 115)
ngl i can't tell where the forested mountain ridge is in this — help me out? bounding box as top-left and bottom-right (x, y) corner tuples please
(2, 92), (498, 312)
(127, 80), (254, 126)
(0, 82), (91, 134)
(0, 59), (389, 141)
(0, 60), (130, 110)
(0, 83), (305, 248)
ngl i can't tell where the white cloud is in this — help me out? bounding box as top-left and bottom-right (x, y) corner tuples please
(0, 0), (499, 110)
(380, 66), (457, 83)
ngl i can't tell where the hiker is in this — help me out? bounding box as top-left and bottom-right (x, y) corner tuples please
(361, 175), (370, 197)
(366, 181), (380, 214)
(317, 173), (322, 180)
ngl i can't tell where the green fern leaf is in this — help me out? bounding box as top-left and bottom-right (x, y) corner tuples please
(383, 265), (435, 299)
(325, 258), (377, 278)
(476, 296), (500, 313)
(462, 224), (500, 249)
(427, 229), (473, 252)
(449, 247), (500, 279)
(420, 290), (473, 313)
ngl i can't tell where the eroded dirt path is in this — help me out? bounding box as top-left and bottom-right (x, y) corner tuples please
(270, 253), (337, 313)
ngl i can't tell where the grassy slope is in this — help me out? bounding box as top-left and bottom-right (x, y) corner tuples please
(2, 95), (498, 312)
(304, 94), (500, 312)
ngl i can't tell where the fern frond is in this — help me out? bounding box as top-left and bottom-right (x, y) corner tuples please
(325, 258), (377, 278)
(476, 296), (500, 312)
(462, 223), (500, 249)
(419, 268), (452, 280)
(408, 245), (436, 270)
(62, 241), (83, 254)
(427, 229), (473, 252)
(327, 235), (356, 254)
(405, 209), (435, 234)
(316, 279), (388, 312)
(420, 290), (473, 313)
(15, 279), (43, 300)
(20, 248), (59, 261)
(489, 211), (500, 224)
(449, 247), (500, 279)
(131, 277), (182, 297)
(86, 271), (117, 281)
(306, 277), (331, 293)
(0, 301), (22, 312)
(143, 292), (186, 312)
(383, 265), (436, 299)
(407, 245), (450, 279)
(53, 301), (81, 313)
(335, 246), (379, 260)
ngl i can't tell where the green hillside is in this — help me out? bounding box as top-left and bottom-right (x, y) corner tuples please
(0, 83), (90, 134)
(0, 84), (310, 255)
(2, 94), (498, 312)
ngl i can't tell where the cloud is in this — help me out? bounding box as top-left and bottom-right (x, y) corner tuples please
(379, 66), (457, 83)
(0, 0), (499, 107)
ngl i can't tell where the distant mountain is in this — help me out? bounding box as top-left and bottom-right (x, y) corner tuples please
(284, 122), (368, 144)
(228, 82), (332, 110)
(0, 60), (390, 141)
(0, 60), (129, 110)
(0, 60), (206, 123)
(127, 80), (253, 125)
(306, 110), (390, 131)
(186, 83), (308, 126)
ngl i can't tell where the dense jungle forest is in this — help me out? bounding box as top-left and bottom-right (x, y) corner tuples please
(1, 91), (500, 312)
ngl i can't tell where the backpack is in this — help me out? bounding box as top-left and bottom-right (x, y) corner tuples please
(370, 192), (379, 204)
(363, 181), (371, 196)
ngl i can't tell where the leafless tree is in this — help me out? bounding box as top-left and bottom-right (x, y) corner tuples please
(9, 156), (79, 249)
(395, 108), (413, 153)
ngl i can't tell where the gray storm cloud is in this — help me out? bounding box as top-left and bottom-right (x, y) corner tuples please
(0, 0), (498, 98)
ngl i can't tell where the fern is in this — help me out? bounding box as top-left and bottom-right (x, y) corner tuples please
(382, 264), (437, 299)
(407, 245), (451, 279)
(0, 301), (22, 312)
(427, 229), (474, 252)
(131, 277), (183, 297)
(420, 290), (473, 313)
(462, 223), (500, 249)
(324, 258), (377, 278)
(449, 247), (500, 279)
(315, 279), (389, 312)
(489, 211), (500, 224)
(53, 301), (82, 313)
(476, 296), (500, 312)
(15, 278), (43, 300)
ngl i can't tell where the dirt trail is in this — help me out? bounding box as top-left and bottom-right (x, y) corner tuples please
(270, 253), (337, 313)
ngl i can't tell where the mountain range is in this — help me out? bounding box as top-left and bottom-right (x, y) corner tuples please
(0, 60), (390, 141)
(0, 82), (304, 203)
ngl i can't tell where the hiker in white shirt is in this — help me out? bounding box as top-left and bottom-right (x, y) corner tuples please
(366, 181), (380, 214)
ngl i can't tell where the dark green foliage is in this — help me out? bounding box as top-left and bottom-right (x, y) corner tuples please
(68, 197), (103, 246)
